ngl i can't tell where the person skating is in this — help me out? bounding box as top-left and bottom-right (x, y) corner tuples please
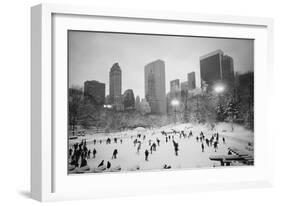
(214, 141), (218, 152)
(112, 149), (118, 159)
(98, 160), (104, 167)
(201, 143), (204, 152)
(80, 156), (88, 168)
(107, 161), (111, 169)
(145, 149), (149, 161)
(92, 148), (97, 158)
(223, 137), (225, 144)
(156, 138), (160, 146)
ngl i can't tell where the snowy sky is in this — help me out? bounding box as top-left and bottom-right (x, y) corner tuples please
(68, 31), (254, 99)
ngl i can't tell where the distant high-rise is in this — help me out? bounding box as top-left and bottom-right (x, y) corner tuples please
(170, 79), (180, 93)
(180, 81), (189, 103)
(221, 55), (235, 88)
(84, 80), (105, 105)
(200, 50), (235, 91)
(123, 89), (135, 110)
(109, 63), (122, 103)
(170, 79), (181, 101)
(188, 72), (196, 90)
(144, 59), (166, 114)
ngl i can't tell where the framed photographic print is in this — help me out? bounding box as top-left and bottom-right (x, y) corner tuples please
(31, 3), (274, 201)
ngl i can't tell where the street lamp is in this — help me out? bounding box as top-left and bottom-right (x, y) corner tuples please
(171, 99), (180, 124)
(103, 104), (112, 109)
(214, 84), (225, 94)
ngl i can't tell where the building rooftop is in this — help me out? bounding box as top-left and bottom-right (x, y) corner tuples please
(199, 49), (223, 60)
(110, 62), (121, 72)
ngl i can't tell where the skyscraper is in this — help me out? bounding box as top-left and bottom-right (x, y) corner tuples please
(200, 50), (235, 91)
(84, 80), (105, 105)
(123, 89), (135, 110)
(188, 72), (196, 90)
(144, 59), (166, 114)
(109, 63), (122, 103)
(170, 79), (181, 101)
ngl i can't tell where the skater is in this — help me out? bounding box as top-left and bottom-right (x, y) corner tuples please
(196, 136), (199, 142)
(214, 141), (218, 152)
(156, 138), (160, 146)
(106, 161), (111, 169)
(222, 137), (225, 144)
(206, 139), (209, 147)
(98, 160), (104, 167)
(152, 142), (157, 151)
(201, 143), (204, 152)
(174, 144), (179, 156)
(133, 139), (138, 147)
(145, 149), (149, 161)
(112, 149), (118, 159)
(87, 149), (91, 159)
(114, 138), (117, 144)
(80, 156), (88, 168)
(92, 148), (97, 158)
(120, 139), (123, 144)
(69, 148), (73, 158)
(150, 145), (153, 154)
(137, 143), (141, 154)
(163, 164), (171, 169)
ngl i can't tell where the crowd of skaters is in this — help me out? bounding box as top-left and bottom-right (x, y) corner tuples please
(68, 127), (228, 173)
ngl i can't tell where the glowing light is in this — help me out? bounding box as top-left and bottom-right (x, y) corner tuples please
(214, 85), (225, 94)
(171, 99), (180, 106)
(103, 104), (112, 109)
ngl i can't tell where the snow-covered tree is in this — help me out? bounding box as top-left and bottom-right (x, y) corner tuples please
(224, 98), (239, 131)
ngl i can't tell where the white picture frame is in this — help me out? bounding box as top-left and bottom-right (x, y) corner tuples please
(31, 3), (274, 202)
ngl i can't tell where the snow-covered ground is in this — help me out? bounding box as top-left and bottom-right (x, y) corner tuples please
(69, 123), (254, 173)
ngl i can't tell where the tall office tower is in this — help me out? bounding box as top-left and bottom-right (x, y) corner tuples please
(200, 50), (235, 91)
(180, 81), (189, 103)
(84, 80), (105, 105)
(144, 59), (167, 114)
(221, 55), (235, 88)
(123, 89), (135, 110)
(109, 63), (122, 103)
(188, 72), (196, 90)
(170, 79), (181, 100)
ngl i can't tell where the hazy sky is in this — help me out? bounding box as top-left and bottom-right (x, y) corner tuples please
(68, 31), (254, 99)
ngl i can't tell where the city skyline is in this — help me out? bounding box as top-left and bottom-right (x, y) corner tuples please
(68, 31), (254, 99)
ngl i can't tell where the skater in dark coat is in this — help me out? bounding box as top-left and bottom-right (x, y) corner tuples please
(214, 141), (218, 152)
(112, 149), (118, 159)
(80, 157), (88, 168)
(107, 161), (111, 169)
(145, 149), (149, 161)
(98, 160), (104, 167)
(222, 137), (225, 144)
(92, 148), (97, 158)
(156, 138), (160, 146)
(201, 143), (205, 152)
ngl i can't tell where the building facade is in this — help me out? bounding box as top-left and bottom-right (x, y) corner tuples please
(200, 50), (235, 92)
(109, 63), (122, 104)
(123, 89), (135, 110)
(84, 80), (105, 105)
(170, 79), (181, 100)
(144, 59), (167, 114)
(188, 72), (196, 90)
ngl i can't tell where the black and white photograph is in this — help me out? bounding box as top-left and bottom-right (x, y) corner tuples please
(67, 31), (254, 174)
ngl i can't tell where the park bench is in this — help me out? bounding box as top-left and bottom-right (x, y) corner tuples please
(209, 155), (244, 166)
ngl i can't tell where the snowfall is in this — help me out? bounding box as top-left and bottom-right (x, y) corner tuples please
(69, 122), (254, 173)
